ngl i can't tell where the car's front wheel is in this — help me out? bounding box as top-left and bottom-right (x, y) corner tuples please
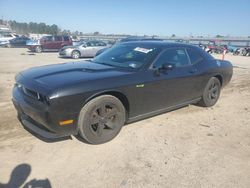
(198, 77), (221, 107)
(6, 43), (11, 48)
(78, 95), (126, 144)
(35, 46), (42, 53)
(71, 50), (80, 59)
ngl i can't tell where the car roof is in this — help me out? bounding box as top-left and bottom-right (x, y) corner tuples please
(121, 40), (199, 49)
(120, 37), (163, 42)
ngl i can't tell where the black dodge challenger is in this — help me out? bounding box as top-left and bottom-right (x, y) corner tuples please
(12, 41), (233, 144)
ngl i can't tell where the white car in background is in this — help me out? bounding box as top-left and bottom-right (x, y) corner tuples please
(59, 40), (109, 58)
(0, 33), (17, 47)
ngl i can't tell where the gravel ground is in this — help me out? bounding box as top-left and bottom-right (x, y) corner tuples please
(0, 48), (249, 188)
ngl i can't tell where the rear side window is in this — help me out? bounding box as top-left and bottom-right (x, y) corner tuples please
(63, 36), (70, 41)
(43, 36), (53, 41)
(86, 42), (92, 46)
(186, 48), (204, 64)
(54, 36), (62, 41)
(153, 48), (190, 68)
(95, 41), (106, 46)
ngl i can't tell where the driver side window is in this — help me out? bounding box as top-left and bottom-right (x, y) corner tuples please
(153, 48), (190, 68)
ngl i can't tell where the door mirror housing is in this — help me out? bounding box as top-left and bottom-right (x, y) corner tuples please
(161, 63), (175, 71)
(154, 63), (175, 76)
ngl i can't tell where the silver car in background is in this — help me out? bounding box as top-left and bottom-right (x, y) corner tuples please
(59, 40), (108, 59)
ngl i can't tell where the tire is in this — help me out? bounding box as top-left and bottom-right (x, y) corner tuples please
(35, 46), (42, 53)
(6, 43), (11, 48)
(198, 77), (221, 107)
(78, 95), (126, 144)
(233, 51), (239, 55)
(71, 50), (80, 59)
(242, 49), (247, 56)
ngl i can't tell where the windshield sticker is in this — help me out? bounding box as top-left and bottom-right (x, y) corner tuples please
(134, 47), (153, 54)
(136, 84), (144, 88)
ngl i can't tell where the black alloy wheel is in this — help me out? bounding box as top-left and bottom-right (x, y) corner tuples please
(78, 95), (125, 144)
(198, 77), (221, 107)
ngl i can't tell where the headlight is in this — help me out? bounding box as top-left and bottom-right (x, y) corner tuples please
(14, 83), (22, 88)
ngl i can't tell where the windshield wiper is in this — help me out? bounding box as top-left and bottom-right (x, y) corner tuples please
(92, 61), (115, 67)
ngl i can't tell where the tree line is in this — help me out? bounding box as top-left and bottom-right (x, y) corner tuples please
(0, 19), (89, 36)
(0, 19), (60, 35)
(10, 20), (59, 35)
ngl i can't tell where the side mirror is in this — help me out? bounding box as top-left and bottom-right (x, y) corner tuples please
(161, 63), (175, 71)
(154, 63), (175, 76)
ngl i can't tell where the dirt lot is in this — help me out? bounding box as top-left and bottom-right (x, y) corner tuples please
(0, 48), (250, 188)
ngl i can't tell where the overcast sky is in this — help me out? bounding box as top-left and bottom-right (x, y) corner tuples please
(0, 0), (250, 36)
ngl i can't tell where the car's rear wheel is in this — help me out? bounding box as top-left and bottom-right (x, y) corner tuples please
(71, 50), (80, 59)
(78, 95), (126, 144)
(198, 77), (221, 107)
(35, 46), (42, 53)
(242, 49), (247, 56)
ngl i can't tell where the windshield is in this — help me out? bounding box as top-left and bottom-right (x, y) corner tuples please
(92, 43), (160, 69)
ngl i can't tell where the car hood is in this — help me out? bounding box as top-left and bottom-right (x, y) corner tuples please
(61, 45), (77, 50)
(17, 61), (133, 93)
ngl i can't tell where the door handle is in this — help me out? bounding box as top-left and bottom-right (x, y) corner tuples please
(189, 68), (198, 74)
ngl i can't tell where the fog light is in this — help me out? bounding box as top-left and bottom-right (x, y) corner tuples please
(59, 119), (73, 126)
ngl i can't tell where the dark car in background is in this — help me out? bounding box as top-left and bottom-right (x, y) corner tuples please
(12, 41), (233, 144)
(8, 36), (30, 48)
(27, 35), (72, 52)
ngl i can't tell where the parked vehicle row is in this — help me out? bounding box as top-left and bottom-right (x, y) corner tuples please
(0, 33), (18, 46)
(2, 34), (250, 58)
(8, 36), (31, 48)
(226, 46), (250, 56)
(193, 40), (250, 56)
(26, 35), (110, 58)
(203, 41), (227, 54)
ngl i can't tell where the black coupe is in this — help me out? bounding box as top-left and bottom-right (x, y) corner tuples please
(12, 41), (233, 144)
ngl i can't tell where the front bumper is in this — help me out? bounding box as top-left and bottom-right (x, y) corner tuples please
(19, 113), (68, 139)
(12, 85), (78, 139)
(59, 49), (72, 57)
(27, 45), (37, 51)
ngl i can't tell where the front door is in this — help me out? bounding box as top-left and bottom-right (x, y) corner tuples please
(84, 41), (96, 57)
(127, 48), (201, 118)
(53, 36), (63, 50)
(41, 36), (54, 50)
